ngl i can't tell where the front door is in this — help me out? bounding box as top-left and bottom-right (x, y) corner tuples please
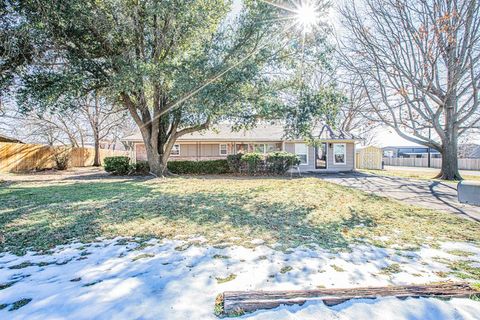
(315, 143), (327, 169)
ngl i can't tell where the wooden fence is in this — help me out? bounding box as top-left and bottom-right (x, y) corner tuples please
(0, 142), (128, 173)
(383, 157), (480, 170)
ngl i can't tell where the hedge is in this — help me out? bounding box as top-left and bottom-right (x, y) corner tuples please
(104, 156), (131, 175)
(167, 159), (231, 174)
(266, 151), (301, 174)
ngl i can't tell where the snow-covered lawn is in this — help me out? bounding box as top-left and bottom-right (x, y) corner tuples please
(1, 237), (479, 319)
(1, 170), (479, 318)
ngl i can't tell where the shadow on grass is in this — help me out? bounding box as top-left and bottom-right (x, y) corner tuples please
(0, 180), (375, 254)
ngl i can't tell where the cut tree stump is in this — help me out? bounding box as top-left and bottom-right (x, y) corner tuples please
(216, 282), (479, 317)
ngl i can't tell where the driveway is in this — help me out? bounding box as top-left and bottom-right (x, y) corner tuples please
(313, 172), (480, 222)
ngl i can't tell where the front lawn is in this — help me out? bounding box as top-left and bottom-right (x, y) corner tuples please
(1, 175), (479, 255)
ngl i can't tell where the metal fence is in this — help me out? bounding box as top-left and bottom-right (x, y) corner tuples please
(383, 157), (480, 170)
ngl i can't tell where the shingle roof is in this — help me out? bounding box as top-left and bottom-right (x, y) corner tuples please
(123, 123), (359, 142)
(314, 124), (358, 140)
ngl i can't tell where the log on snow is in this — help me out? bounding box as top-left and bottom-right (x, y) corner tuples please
(217, 282), (479, 316)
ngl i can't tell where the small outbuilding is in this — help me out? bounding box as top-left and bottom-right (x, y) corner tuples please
(356, 145), (383, 170)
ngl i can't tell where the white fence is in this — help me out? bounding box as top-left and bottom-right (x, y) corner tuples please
(383, 157), (480, 170)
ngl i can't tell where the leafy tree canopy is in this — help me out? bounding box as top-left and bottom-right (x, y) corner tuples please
(14, 0), (340, 175)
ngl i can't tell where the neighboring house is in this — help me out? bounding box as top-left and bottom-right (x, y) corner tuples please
(123, 124), (360, 172)
(0, 133), (23, 144)
(382, 146), (441, 159)
(458, 144), (480, 159)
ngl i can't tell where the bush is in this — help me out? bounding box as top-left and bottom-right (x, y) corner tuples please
(104, 156), (131, 175)
(241, 152), (264, 175)
(53, 148), (71, 170)
(167, 159), (230, 174)
(226, 153), (243, 173)
(133, 161), (150, 175)
(266, 152), (300, 175)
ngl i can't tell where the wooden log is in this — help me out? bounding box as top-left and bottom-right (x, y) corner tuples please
(218, 283), (479, 317)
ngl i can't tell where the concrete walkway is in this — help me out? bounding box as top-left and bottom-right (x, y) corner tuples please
(314, 172), (480, 222)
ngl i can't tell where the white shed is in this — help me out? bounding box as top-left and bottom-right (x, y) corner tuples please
(356, 146), (383, 170)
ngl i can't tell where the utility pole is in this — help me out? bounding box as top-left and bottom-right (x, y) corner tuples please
(427, 127), (431, 168)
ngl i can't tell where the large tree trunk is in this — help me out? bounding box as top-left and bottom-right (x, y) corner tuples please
(144, 138), (170, 177)
(93, 133), (101, 167)
(437, 105), (461, 180)
(93, 138), (101, 166)
(438, 138), (461, 180)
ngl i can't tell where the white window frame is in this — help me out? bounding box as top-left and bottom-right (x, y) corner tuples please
(170, 144), (180, 156)
(333, 143), (346, 165)
(219, 144), (228, 156)
(294, 143), (309, 165)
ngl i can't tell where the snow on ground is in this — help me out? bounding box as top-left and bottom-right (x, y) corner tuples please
(0, 238), (479, 319)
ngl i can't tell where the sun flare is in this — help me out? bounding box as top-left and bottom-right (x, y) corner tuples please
(294, 1), (320, 34)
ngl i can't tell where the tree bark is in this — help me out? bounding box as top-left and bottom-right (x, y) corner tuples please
(144, 139), (169, 177)
(436, 95), (462, 180)
(438, 128), (461, 180)
(93, 136), (101, 166)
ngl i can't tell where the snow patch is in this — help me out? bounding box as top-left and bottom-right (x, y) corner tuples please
(0, 238), (478, 319)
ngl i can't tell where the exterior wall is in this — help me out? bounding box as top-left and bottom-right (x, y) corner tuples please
(285, 141), (355, 172)
(135, 143), (147, 161)
(134, 142), (226, 161)
(133, 140), (356, 172)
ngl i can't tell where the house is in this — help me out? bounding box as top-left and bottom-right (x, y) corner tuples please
(382, 146), (441, 159)
(123, 124), (360, 172)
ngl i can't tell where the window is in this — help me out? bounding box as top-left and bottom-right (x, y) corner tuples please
(235, 144), (248, 154)
(333, 143), (346, 165)
(254, 144), (265, 153)
(295, 143), (308, 165)
(265, 143), (281, 153)
(171, 144), (180, 156)
(219, 144), (228, 156)
(383, 150), (394, 158)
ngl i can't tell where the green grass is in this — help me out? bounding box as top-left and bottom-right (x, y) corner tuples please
(447, 250), (476, 257)
(447, 260), (480, 280)
(1, 176), (479, 255)
(280, 266), (293, 274)
(9, 298), (32, 311)
(216, 274), (237, 284)
(380, 263), (402, 275)
(331, 264), (346, 272)
(131, 253), (155, 261)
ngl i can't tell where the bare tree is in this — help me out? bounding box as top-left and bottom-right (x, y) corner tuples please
(4, 107), (87, 147)
(336, 73), (382, 145)
(2, 95), (131, 164)
(339, 0), (480, 180)
(80, 91), (129, 166)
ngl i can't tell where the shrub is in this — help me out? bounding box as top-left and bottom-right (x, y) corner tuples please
(226, 153), (243, 173)
(133, 161), (150, 175)
(104, 156), (131, 175)
(241, 152), (264, 175)
(53, 148), (71, 170)
(266, 151), (300, 175)
(167, 159), (230, 174)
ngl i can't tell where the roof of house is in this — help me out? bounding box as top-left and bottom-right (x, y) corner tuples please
(123, 123), (360, 143)
(0, 133), (23, 144)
